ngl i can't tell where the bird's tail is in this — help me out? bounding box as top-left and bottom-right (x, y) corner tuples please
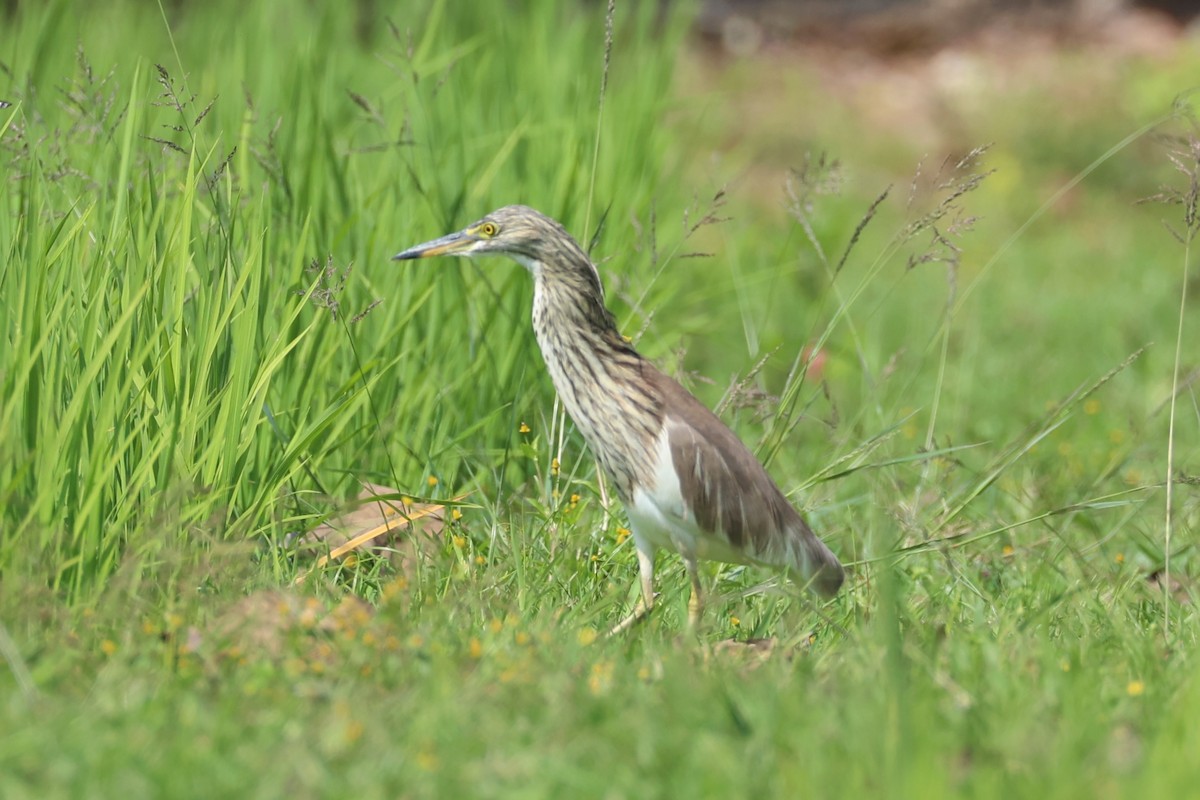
(789, 521), (845, 598)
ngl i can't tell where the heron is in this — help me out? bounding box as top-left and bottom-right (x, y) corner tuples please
(395, 204), (844, 633)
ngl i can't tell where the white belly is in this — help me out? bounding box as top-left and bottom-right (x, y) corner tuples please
(625, 426), (749, 566)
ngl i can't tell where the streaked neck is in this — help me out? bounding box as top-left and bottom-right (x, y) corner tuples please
(527, 264), (661, 499)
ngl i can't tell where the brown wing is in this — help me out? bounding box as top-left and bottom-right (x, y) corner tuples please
(649, 369), (844, 597)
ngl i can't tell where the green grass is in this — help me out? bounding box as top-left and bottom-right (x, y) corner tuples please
(1, 0), (1198, 796)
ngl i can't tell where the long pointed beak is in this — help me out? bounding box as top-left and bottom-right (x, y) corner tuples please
(392, 230), (474, 260)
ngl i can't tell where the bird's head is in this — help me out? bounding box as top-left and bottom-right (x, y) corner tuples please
(393, 205), (582, 274)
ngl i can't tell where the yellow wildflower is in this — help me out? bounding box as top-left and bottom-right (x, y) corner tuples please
(416, 749), (439, 771)
(589, 660), (615, 695)
(382, 577), (409, 600)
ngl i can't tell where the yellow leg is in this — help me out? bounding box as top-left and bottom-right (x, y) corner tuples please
(608, 544), (656, 637)
(685, 554), (704, 631)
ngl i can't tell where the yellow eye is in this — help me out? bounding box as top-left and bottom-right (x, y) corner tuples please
(478, 222), (499, 237)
